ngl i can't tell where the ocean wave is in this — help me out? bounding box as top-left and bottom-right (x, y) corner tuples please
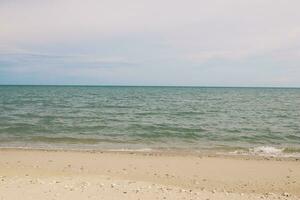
(106, 148), (153, 152)
(251, 146), (283, 155)
(229, 146), (300, 157)
(28, 136), (132, 144)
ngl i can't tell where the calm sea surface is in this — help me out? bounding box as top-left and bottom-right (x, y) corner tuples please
(0, 86), (300, 156)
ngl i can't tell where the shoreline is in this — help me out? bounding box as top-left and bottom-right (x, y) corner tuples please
(0, 148), (299, 199)
(0, 146), (299, 160)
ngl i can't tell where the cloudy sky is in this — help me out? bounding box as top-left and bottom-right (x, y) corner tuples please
(1, 0), (300, 86)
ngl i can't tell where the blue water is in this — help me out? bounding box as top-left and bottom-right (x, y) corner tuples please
(0, 86), (300, 155)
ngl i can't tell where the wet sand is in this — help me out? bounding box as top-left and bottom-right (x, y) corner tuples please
(0, 149), (299, 200)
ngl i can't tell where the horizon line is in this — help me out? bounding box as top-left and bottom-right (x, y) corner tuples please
(0, 84), (300, 89)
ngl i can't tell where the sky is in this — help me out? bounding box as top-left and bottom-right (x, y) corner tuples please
(1, 0), (300, 87)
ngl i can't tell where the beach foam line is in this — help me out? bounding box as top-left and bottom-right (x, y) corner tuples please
(252, 146), (283, 155)
(227, 146), (300, 158)
(106, 148), (153, 152)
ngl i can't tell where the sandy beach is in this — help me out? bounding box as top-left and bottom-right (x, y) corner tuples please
(0, 149), (299, 200)
(2, 0), (300, 199)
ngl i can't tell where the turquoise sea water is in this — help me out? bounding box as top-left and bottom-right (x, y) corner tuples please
(0, 86), (300, 156)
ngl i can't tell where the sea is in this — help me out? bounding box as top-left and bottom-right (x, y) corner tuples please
(0, 85), (300, 157)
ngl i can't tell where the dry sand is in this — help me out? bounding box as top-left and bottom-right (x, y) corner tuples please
(0, 149), (299, 200)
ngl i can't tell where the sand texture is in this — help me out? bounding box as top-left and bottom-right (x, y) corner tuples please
(0, 149), (299, 200)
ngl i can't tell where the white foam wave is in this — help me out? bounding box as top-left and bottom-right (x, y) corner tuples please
(228, 146), (300, 158)
(106, 148), (153, 152)
(251, 146), (283, 156)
